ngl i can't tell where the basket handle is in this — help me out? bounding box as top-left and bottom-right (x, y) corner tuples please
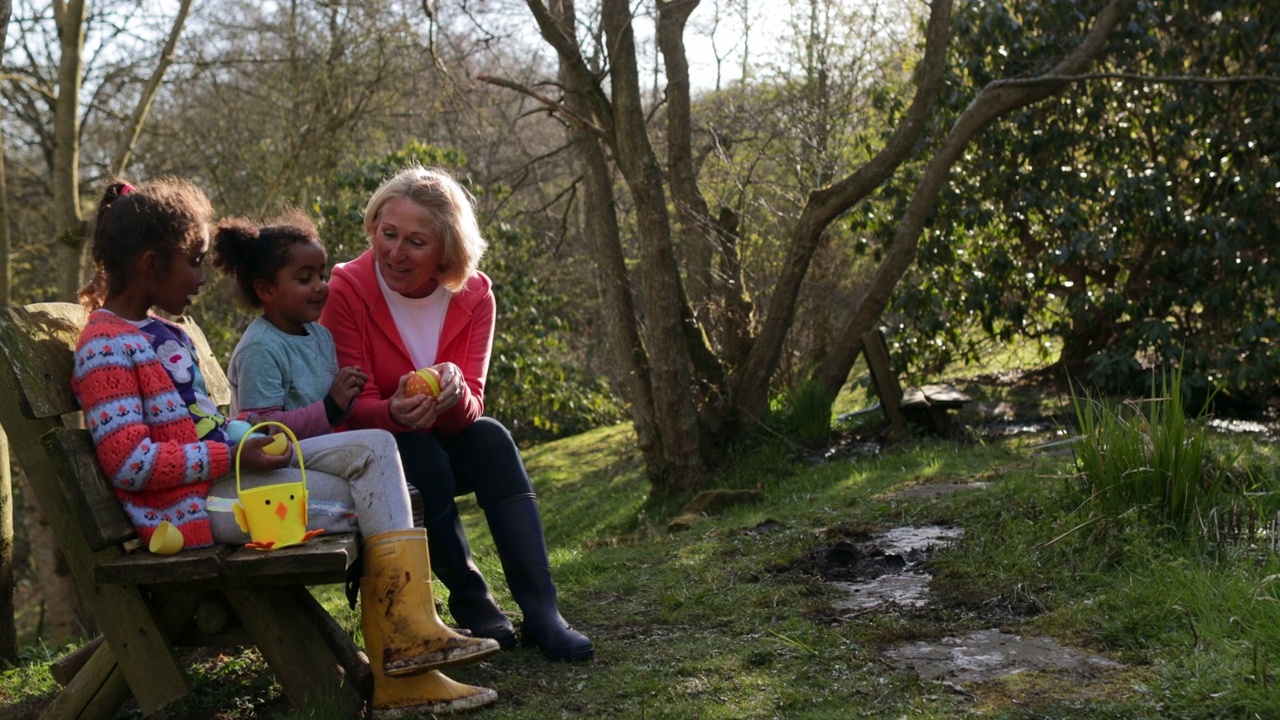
(234, 421), (305, 496)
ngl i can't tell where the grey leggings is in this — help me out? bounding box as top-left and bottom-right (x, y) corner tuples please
(207, 428), (412, 543)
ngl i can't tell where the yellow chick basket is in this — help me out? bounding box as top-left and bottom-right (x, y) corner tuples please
(233, 421), (322, 551)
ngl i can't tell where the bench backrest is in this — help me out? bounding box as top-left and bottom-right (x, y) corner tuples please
(0, 302), (231, 552)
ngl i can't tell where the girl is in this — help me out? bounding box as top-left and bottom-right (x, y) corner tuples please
(73, 179), (496, 717)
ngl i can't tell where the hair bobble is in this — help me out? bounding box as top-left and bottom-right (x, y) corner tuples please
(119, 183), (134, 195)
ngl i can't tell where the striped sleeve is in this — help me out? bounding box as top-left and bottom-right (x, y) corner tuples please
(74, 321), (230, 491)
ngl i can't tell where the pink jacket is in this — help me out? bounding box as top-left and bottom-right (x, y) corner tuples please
(320, 249), (494, 437)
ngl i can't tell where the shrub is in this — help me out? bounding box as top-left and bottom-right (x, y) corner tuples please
(1070, 369), (1225, 537)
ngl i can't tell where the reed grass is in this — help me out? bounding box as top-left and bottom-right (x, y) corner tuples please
(1070, 369), (1225, 536)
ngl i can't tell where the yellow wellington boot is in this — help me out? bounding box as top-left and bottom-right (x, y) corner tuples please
(369, 669), (497, 718)
(363, 529), (501, 676)
(363, 599), (498, 718)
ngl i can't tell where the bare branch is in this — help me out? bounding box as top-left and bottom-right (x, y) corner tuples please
(0, 73), (56, 100)
(993, 71), (1280, 88)
(110, 0), (193, 176)
(477, 74), (608, 140)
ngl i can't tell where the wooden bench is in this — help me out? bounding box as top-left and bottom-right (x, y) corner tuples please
(861, 328), (971, 436)
(0, 302), (371, 719)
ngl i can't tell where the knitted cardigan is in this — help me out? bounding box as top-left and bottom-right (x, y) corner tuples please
(71, 310), (232, 549)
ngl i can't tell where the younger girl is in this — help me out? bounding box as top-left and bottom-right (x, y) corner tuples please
(73, 180), (497, 717)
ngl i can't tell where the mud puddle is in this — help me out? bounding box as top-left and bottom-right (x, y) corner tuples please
(800, 431), (882, 465)
(886, 628), (1121, 683)
(830, 526), (962, 612)
(788, 525), (961, 615)
(977, 419), (1059, 437)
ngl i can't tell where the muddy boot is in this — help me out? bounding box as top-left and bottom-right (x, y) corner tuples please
(486, 494), (593, 661)
(362, 529), (500, 676)
(426, 504), (517, 648)
(363, 602), (498, 718)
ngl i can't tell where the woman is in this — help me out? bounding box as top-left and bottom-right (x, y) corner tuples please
(320, 166), (593, 662)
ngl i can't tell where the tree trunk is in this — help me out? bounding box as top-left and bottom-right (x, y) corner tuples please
(0, 0), (17, 664)
(53, 0), (87, 300)
(815, 0), (1139, 398)
(658, 2), (713, 323)
(0, 126), (12, 659)
(515, 0), (1137, 491)
(601, 0), (709, 489)
(713, 207), (752, 371)
(551, 0), (665, 484)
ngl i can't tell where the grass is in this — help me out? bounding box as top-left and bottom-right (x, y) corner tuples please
(1070, 369), (1226, 536)
(4, 398), (1280, 718)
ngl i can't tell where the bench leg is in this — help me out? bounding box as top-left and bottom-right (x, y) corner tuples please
(223, 586), (366, 717)
(41, 588), (206, 718)
(39, 634), (129, 720)
(49, 635), (104, 687)
(295, 586), (373, 699)
(88, 585), (200, 716)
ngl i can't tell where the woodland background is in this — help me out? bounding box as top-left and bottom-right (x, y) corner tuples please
(0, 0), (1276, 667)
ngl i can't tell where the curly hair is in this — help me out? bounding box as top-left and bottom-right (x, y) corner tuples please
(79, 177), (214, 310)
(212, 208), (322, 308)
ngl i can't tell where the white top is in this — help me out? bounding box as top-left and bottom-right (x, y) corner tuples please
(376, 262), (451, 368)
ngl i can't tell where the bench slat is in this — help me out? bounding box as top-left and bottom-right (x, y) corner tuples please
(93, 545), (234, 585)
(222, 534), (360, 585)
(43, 427), (139, 551)
(93, 534), (361, 587)
(0, 303), (87, 419)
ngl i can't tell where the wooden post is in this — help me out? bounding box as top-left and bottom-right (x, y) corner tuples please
(861, 329), (908, 433)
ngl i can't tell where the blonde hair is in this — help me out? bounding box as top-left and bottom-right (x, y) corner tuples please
(363, 167), (487, 293)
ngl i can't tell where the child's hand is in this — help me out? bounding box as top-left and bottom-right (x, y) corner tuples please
(328, 366), (368, 410)
(238, 434), (293, 472)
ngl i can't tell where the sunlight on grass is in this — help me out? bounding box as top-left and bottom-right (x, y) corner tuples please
(9, 398), (1280, 718)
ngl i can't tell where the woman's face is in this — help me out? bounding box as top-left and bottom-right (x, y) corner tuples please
(372, 196), (445, 299)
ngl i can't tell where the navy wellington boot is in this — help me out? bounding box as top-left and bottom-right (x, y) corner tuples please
(485, 493), (593, 661)
(424, 503), (517, 649)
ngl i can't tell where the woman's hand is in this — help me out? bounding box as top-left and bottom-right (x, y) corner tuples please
(237, 434), (293, 472)
(431, 362), (464, 413)
(389, 371), (449, 431)
(328, 365), (368, 410)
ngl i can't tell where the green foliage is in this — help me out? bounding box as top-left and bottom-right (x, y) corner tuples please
(857, 0), (1280, 399)
(775, 373), (835, 443)
(483, 222), (624, 443)
(1069, 369), (1225, 536)
(315, 142), (622, 444)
